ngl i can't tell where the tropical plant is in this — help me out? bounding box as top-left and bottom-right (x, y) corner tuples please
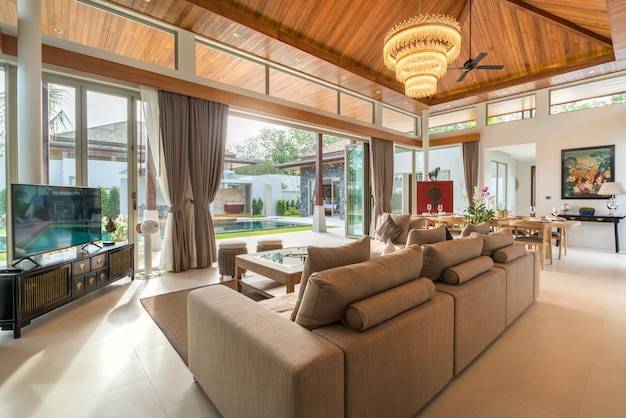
(462, 186), (496, 225)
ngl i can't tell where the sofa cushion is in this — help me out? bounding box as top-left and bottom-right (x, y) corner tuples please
(421, 235), (484, 281)
(408, 217), (426, 231)
(441, 256), (494, 285)
(493, 243), (527, 263)
(460, 222), (491, 237)
(381, 239), (396, 255)
(290, 235), (370, 321)
(375, 213), (404, 243)
(406, 224), (447, 246)
(479, 227), (515, 256)
(295, 245), (423, 330)
(342, 278), (435, 331)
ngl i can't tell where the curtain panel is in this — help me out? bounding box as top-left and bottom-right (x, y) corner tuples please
(369, 137), (394, 235)
(462, 141), (479, 205)
(188, 98), (228, 268)
(158, 91), (191, 272)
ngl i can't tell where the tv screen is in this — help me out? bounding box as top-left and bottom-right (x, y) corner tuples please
(11, 184), (102, 259)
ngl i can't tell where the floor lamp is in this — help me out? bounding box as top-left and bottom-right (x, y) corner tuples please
(135, 219), (161, 279)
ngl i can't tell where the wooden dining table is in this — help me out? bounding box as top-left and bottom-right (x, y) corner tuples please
(491, 218), (581, 269)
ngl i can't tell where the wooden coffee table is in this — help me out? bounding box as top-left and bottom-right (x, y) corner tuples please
(235, 247), (307, 297)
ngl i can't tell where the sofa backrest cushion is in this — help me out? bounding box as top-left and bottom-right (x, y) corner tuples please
(421, 234), (484, 281)
(376, 213), (411, 244)
(460, 222), (491, 237)
(290, 235), (371, 321)
(493, 243), (527, 263)
(479, 227), (515, 256)
(406, 224), (447, 246)
(408, 217), (426, 231)
(342, 278), (435, 331)
(441, 256), (494, 285)
(375, 213), (404, 243)
(295, 244), (423, 330)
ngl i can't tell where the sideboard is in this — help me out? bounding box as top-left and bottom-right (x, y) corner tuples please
(561, 214), (624, 252)
(0, 243), (134, 338)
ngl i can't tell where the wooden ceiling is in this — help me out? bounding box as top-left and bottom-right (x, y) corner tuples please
(2, 0), (626, 118)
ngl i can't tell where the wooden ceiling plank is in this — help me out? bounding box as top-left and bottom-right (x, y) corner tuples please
(606, 0), (626, 60)
(500, 0), (613, 48)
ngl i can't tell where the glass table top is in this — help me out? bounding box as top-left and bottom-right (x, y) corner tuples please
(255, 247), (308, 267)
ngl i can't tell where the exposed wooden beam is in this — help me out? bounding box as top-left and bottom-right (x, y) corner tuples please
(500, 0), (613, 48)
(430, 133), (480, 147)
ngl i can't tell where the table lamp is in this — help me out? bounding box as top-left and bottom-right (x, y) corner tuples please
(597, 181), (626, 216)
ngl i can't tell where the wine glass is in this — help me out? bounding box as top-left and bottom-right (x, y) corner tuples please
(437, 204), (443, 214)
(426, 203), (432, 214)
(551, 206), (559, 219)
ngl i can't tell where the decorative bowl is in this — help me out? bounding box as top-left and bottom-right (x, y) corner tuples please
(579, 208), (595, 216)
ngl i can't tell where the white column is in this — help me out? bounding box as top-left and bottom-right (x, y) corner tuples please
(421, 109), (429, 181)
(17, 0), (43, 184)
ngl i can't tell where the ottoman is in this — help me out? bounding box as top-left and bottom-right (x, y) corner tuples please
(218, 240), (247, 277)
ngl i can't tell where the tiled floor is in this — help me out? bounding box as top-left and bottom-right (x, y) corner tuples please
(1, 226), (626, 418)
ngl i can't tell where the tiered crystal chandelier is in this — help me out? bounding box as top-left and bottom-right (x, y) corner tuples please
(383, 13), (461, 98)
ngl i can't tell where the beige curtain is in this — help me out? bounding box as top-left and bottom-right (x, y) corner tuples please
(188, 98), (228, 268)
(158, 91), (191, 272)
(369, 137), (394, 235)
(462, 141), (479, 205)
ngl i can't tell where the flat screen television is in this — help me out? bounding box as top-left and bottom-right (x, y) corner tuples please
(11, 183), (102, 261)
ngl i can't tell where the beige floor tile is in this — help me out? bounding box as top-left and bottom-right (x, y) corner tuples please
(578, 367), (626, 418)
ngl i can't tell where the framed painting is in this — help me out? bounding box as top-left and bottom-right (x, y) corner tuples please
(561, 145), (615, 199)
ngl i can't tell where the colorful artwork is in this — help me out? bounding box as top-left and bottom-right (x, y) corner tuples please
(561, 145), (615, 199)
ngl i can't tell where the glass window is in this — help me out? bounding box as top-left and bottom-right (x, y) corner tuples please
(46, 83), (77, 186)
(383, 106), (417, 135)
(491, 161), (507, 211)
(429, 108), (476, 134)
(487, 95), (536, 125)
(393, 147), (415, 213)
(550, 74), (626, 114)
(269, 69), (337, 114)
(195, 42), (266, 94)
(339, 92), (373, 123)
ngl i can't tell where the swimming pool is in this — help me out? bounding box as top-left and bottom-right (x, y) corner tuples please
(214, 219), (310, 234)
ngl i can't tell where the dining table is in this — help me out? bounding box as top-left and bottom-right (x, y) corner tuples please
(491, 217), (581, 269)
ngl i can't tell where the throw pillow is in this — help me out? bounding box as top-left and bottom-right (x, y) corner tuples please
(342, 278), (435, 331)
(295, 245), (423, 330)
(375, 213), (404, 243)
(441, 256), (494, 285)
(290, 235), (371, 321)
(406, 224), (447, 246)
(480, 227), (515, 256)
(381, 239), (396, 255)
(420, 234), (484, 281)
(460, 222), (491, 237)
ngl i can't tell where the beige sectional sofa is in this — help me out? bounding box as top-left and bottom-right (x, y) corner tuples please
(188, 228), (539, 418)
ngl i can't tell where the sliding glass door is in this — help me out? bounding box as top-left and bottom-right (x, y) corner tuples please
(345, 142), (370, 237)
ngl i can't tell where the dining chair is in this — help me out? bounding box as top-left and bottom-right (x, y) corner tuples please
(509, 220), (552, 269)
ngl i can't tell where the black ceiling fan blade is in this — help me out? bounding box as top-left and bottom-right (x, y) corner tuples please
(457, 71), (470, 82)
(477, 64), (504, 70)
(471, 52), (487, 66)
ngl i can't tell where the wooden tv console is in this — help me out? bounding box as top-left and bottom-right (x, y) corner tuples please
(0, 243), (134, 338)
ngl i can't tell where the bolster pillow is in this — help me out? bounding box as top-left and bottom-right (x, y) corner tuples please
(441, 256), (494, 284)
(342, 278), (435, 331)
(493, 243), (527, 263)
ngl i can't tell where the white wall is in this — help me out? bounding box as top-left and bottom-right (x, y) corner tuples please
(475, 88), (626, 251)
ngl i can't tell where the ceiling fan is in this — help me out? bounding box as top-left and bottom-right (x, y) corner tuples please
(450, 0), (504, 82)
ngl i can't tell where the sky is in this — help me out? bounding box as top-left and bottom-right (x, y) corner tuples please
(226, 116), (284, 147)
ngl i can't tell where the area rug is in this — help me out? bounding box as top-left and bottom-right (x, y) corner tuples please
(140, 281), (265, 365)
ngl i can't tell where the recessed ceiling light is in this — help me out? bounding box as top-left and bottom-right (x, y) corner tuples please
(220, 76), (227, 80)
(295, 58), (301, 63)
(375, 90), (381, 94)
(54, 28), (63, 34)
(233, 33), (240, 38)
(340, 76), (347, 80)
(589, 69), (595, 74)
(150, 56), (158, 61)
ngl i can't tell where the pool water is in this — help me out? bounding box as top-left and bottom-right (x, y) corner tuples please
(214, 219), (309, 234)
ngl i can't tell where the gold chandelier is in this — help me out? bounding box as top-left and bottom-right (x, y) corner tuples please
(383, 13), (461, 98)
